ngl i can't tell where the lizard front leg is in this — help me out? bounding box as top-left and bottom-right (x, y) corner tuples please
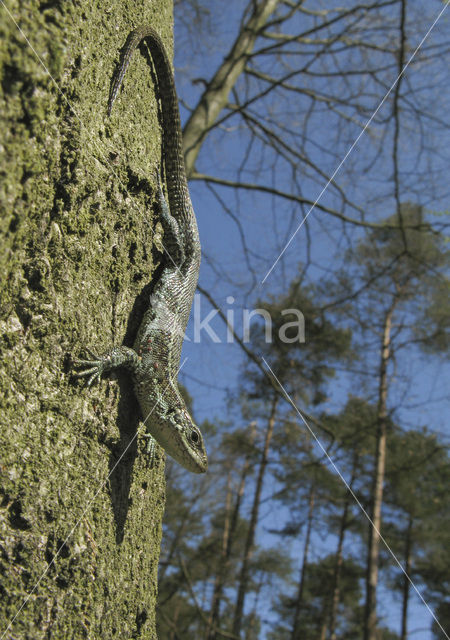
(73, 346), (141, 386)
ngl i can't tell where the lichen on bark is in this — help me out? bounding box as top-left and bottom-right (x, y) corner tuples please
(0, 1), (173, 638)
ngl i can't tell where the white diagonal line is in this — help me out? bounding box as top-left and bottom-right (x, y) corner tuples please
(0, 358), (188, 640)
(261, 357), (449, 639)
(0, 0), (182, 275)
(261, 0), (450, 284)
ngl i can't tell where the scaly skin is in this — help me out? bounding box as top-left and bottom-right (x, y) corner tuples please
(74, 27), (207, 474)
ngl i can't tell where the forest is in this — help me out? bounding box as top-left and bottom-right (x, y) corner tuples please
(159, 1), (450, 638)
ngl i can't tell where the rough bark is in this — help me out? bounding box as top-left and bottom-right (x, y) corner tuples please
(0, 2), (174, 637)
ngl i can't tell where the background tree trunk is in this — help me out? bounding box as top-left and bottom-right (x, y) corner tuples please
(400, 516), (413, 640)
(291, 483), (315, 640)
(364, 301), (396, 640)
(207, 424), (256, 640)
(0, 2), (173, 637)
(329, 454), (358, 640)
(232, 396), (278, 638)
(182, 0), (280, 177)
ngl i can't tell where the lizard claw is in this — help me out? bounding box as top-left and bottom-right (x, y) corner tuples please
(142, 433), (159, 467)
(72, 353), (107, 387)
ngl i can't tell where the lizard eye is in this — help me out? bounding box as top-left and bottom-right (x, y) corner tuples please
(190, 429), (200, 444)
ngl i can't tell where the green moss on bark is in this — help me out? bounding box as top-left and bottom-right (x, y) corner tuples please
(0, 1), (174, 638)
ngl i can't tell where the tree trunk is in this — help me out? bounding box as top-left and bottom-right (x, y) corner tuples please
(246, 577), (263, 640)
(182, 0), (280, 176)
(291, 483), (315, 640)
(205, 471), (234, 640)
(364, 302), (396, 640)
(319, 621), (328, 640)
(0, 2), (174, 637)
(400, 516), (413, 640)
(329, 454), (358, 640)
(207, 424), (256, 640)
(232, 396), (278, 638)
(159, 490), (202, 587)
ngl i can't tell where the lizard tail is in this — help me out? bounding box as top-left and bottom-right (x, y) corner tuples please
(108, 27), (192, 223)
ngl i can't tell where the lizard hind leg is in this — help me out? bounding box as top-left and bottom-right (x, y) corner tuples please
(154, 169), (185, 267)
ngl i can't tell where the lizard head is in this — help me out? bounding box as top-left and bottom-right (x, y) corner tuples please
(160, 406), (208, 473)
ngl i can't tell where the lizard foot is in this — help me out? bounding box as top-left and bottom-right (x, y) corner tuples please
(72, 349), (110, 387)
(72, 346), (140, 387)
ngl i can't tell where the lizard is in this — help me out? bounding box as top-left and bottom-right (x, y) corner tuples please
(73, 26), (207, 474)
